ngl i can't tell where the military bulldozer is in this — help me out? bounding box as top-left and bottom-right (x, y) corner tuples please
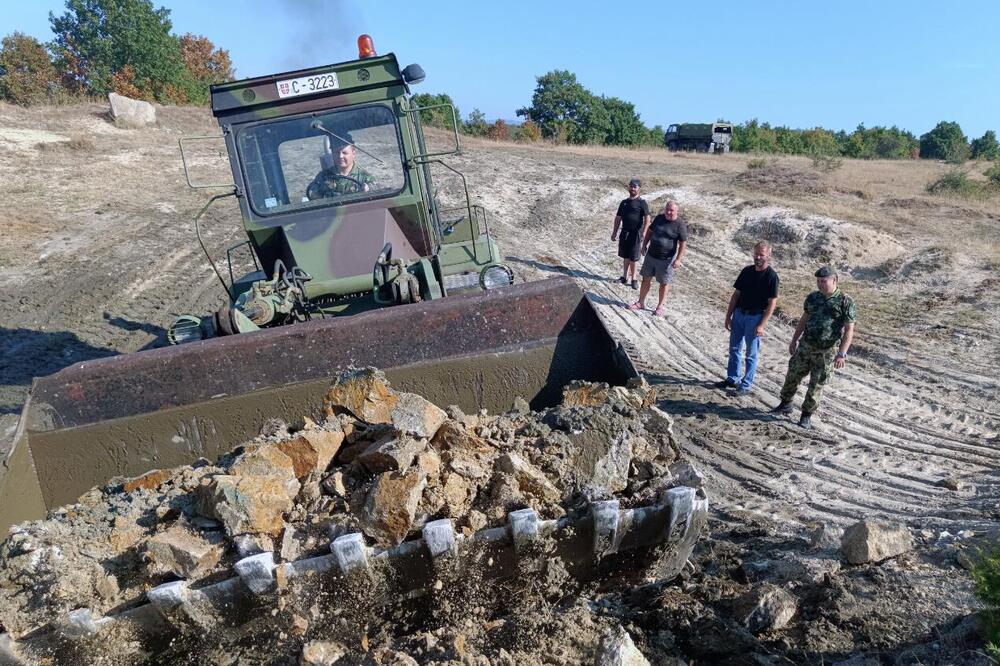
(664, 122), (732, 153)
(0, 38), (706, 654)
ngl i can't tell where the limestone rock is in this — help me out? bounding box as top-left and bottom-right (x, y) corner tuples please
(321, 470), (349, 497)
(145, 527), (223, 578)
(360, 470), (427, 546)
(937, 476), (968, 491)
(810, 523), (844, 550)
(562, 381), (611, 407)
(229, 445), (297, 480)
(441, 473), (474, 516)
(201, 474), (297, 537)
(357, 433), (426, 474)
(597, 626), (650, 666)
(300, 639), (347, 665)
(738, 584), (797, 634)
(416, 448), (442, 485)
(391, 392), (447, 438)
(576, 430), (633, 493)
(277, 430), (344, 479)
(667, 460), (705, 489)
(498, 453), (559, 501)
(511, 396), (530, 414)
(323, 368), (398, 424)
(123, 469), (172, 493)
(840, 520), (913, 564)
(108, 92), (156, 126)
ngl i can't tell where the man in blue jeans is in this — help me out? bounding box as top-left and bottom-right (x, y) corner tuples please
(715, 241), (779, 395)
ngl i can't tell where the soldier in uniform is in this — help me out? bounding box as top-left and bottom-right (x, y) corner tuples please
(771, 266), (856, 429)
(306, 132), (377, 200)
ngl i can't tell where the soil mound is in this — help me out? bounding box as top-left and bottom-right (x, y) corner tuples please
(734, 163), (827, 197)
(733, 206), (905, 271)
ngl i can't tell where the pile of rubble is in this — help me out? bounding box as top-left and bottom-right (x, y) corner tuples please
(0, 369), (705, 664)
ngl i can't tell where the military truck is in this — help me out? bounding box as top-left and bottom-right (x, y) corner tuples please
(167, 34), (513, 343)
(663, 122), (733, 153)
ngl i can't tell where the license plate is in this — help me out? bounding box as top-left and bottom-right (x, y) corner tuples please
(275, 72), (339, 99)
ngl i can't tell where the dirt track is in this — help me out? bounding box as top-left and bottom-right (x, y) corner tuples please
(2, 102), (1000, 661)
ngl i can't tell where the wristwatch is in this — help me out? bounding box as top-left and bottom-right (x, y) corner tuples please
(835, 352), (847, 360)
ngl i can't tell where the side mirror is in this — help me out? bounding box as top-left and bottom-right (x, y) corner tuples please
(401, 64), (425, 85)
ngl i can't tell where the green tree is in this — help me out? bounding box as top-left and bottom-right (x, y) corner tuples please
(920, 121), (969, 162)
(0, 32), (58, 105)
(731, 119), (779, 153)
(410, 92), (462, 131)
(970, 130), (1000, 161)
(464, 108), (488, 137)
(601, 96), (646, 146)
(516, 70), (592, 141)
(49, 0), (185, 102)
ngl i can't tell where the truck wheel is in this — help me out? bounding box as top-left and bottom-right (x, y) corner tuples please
(668, 141), (678, 151)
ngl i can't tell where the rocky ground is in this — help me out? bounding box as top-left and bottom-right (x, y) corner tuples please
(1, 102), (999, 664)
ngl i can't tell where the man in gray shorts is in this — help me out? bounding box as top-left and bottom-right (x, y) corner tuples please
(628, 200), (688, 317)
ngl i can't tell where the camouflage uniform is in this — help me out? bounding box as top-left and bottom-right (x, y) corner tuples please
(779, 289), (857, 413)
(306, 165), (377, 200)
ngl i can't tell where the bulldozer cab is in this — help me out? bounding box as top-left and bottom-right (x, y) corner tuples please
(174, 38), (510, 341)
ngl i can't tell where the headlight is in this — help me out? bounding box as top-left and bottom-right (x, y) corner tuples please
(443, 272), (480, 292)
(167, 315), (205, 345)
(480, 265), (514, 290)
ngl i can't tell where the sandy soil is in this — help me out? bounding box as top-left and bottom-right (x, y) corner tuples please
(2, 102), (1000, 663)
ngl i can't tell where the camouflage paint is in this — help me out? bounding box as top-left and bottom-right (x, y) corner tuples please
(208, 52), (505, 315)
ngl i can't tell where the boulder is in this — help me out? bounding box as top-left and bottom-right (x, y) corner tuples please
(840, 520), (913, 564)
(360, 470), (427, 546)
(357, 433), (426, 474)
(597, 626), (650, 666)
(737, 584), (797, 634)
(276, 430), (344, 478)
(323, 368), (398, 424)
(200, 474), (297, 537)
(391, 392), (447, 438)
(108, 92), (156, 126)
(145, 527), (223, 578)
(229, 445), (297, 480)
(498, 453), (559, 501)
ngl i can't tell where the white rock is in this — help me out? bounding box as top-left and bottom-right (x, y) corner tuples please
(108, 93), (156, 126)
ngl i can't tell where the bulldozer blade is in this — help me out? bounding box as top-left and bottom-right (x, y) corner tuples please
(0, 277), (637, 535)
(0, 488), (707, 661)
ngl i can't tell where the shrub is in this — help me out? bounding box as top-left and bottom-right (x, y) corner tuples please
(986, 163), (1000, 187)
(926, 170), (982, 197)
(972, 546), (1000, 660)
(746, 157), (769, 169)
(486, 119), (509, 141)
(810, 152), (843, 173)
(410, 92), (461, 131)
(0, 32), (58, 105)
(518, 120), (541, 143)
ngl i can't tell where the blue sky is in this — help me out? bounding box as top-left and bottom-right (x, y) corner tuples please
(4, 0), (996, 138)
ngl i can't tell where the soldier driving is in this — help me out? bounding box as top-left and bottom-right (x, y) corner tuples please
(306, 132), (377, 200)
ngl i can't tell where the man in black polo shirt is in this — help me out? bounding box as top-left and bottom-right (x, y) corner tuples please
(715, 241), (779, 395)
(611, 178), (650, 289)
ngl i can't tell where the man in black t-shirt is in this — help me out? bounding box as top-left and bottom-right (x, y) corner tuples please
(715, 241), (779, 394)
(611, 178), (651, 289)
(627, 200), (688, 317)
